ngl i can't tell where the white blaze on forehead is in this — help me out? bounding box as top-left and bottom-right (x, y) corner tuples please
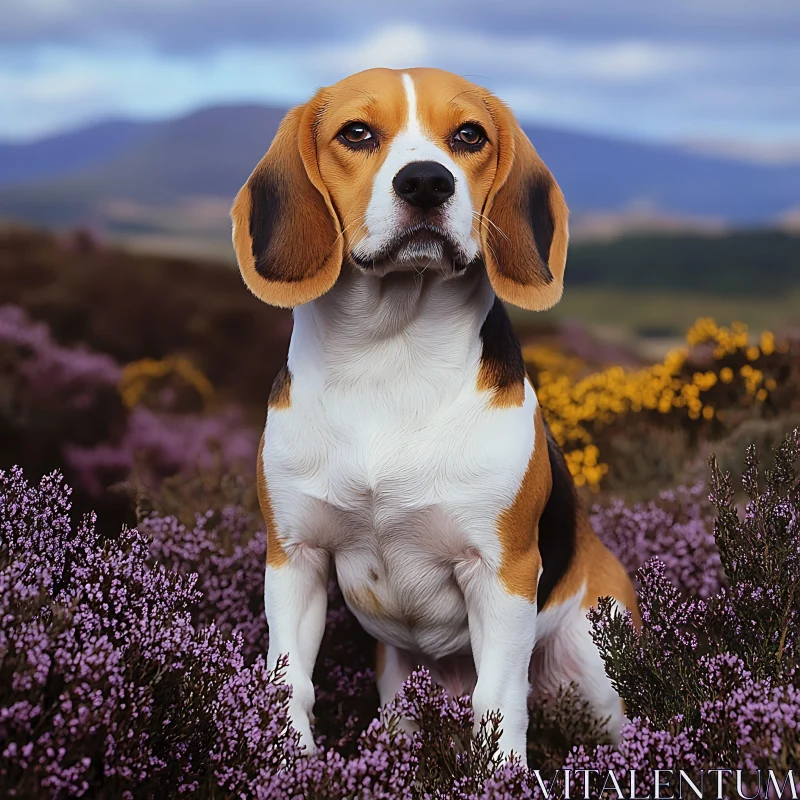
(352, 72), (479, 266)
(401, 73), (419, 138)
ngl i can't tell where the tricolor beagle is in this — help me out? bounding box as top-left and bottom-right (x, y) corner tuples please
(231, 67), (639, 760)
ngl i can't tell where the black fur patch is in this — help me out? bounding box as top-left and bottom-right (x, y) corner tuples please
(478, 297), (525, 395)
(536, 430), (577, 609)
(247, 169), (332, 284)
(527, 182), (554, 281)
(249, 171), (282, 279)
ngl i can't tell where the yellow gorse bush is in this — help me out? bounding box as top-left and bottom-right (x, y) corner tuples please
(521, 344), (586, 382)
(120, 356), (213, 409)
(527, 318), (790, 491)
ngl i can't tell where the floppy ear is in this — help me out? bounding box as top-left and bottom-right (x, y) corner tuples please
(231, 98), (343, 308)
(481, 96), (569, 311)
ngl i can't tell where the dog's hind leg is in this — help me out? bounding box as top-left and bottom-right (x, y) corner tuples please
(375, 641), (416, 707)
(531, 589), (627, 742)
(375, 642), (420, 735)
(531, 528), (639, 743)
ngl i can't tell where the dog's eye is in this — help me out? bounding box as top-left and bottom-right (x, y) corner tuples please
(453, 124), (487, 149)
(338, 122), (376, 148)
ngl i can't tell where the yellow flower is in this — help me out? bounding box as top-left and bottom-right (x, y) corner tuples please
(686, 317), (718, 346)
(533, 316), (789, 492)
(522, 344), (585, 380)
(119, 356), (213, 409)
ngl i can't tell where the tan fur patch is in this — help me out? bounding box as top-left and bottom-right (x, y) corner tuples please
(497, 407), (551, 602)
(342, 584), (385, 617)
(268, 366), (292, 409)
(315, 69), (408, 257)
(408, 68), (499, 217)
(257, 431), (288, 568)
(477, 368), (526, 409)
(481, 95), (569, 312)
(580, 521), (641, 627)
(546, 510), (641, 627)
(231, 99), (343, 308)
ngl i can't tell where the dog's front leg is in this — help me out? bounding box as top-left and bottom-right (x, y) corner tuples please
(264, 547), (329, 754)
(458, 558), (538, 761)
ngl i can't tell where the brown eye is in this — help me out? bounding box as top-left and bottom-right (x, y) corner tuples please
(453, 124), (486, 149)
(338, 122), (375, 147)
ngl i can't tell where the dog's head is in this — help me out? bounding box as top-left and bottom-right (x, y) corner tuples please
(232, 67), (568, 310)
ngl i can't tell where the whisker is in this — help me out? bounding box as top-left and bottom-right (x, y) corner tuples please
(471, 210), (510, 243)
(481, 234), (500, 268)
(343, 220), (370, 263)
(335, 214), (367, 246)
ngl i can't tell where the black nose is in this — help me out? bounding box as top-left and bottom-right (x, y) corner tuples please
(392, 161), (455, 209)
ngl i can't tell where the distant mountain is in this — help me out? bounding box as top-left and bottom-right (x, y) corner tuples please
(528, 127), (800, 224)
(0, 119), (156, 187)
(0, 106), (287, 240)
(0, 104), (798, 241)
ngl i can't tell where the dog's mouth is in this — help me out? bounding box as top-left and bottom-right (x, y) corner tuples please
(350, 224), (471, 272)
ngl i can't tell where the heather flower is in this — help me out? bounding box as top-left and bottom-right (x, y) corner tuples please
(567, 716), (701, 796)
(3, 426), (800, 797)
(587, 429), (800, 782)
(0, 467), (292, 798)
(143, 504), (268, 658)
(0, 304), (121, 411)
(591, 482), (722, 598)
(1, 305), (258, 503)
(65, 405), (258, 496)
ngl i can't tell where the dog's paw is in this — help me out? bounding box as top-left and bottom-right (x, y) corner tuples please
(293, 716), (319, 757)
(474, 715), (527, 766)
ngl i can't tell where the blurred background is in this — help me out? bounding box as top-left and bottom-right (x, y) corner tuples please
(2, 0), (799, 525)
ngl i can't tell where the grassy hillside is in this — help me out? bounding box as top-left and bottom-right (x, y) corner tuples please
(566, 229), (800, 296)
(529, 287), (800, 342)
(114, 227), (800, 312)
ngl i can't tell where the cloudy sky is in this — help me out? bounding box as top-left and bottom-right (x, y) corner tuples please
(2, 0), (799, 153)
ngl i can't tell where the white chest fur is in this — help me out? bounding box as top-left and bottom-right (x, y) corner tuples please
(261, 267), (538, 659)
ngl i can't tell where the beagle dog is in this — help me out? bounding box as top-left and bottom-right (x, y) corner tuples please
(231, 67), (639, 760)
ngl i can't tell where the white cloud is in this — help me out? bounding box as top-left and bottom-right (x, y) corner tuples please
(309, 26), (711, 87)
(0, 20), (798, 145)
(312, 24), (431, 73)
(0, 45), (312, 138)
(4, 0), (800, 48)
